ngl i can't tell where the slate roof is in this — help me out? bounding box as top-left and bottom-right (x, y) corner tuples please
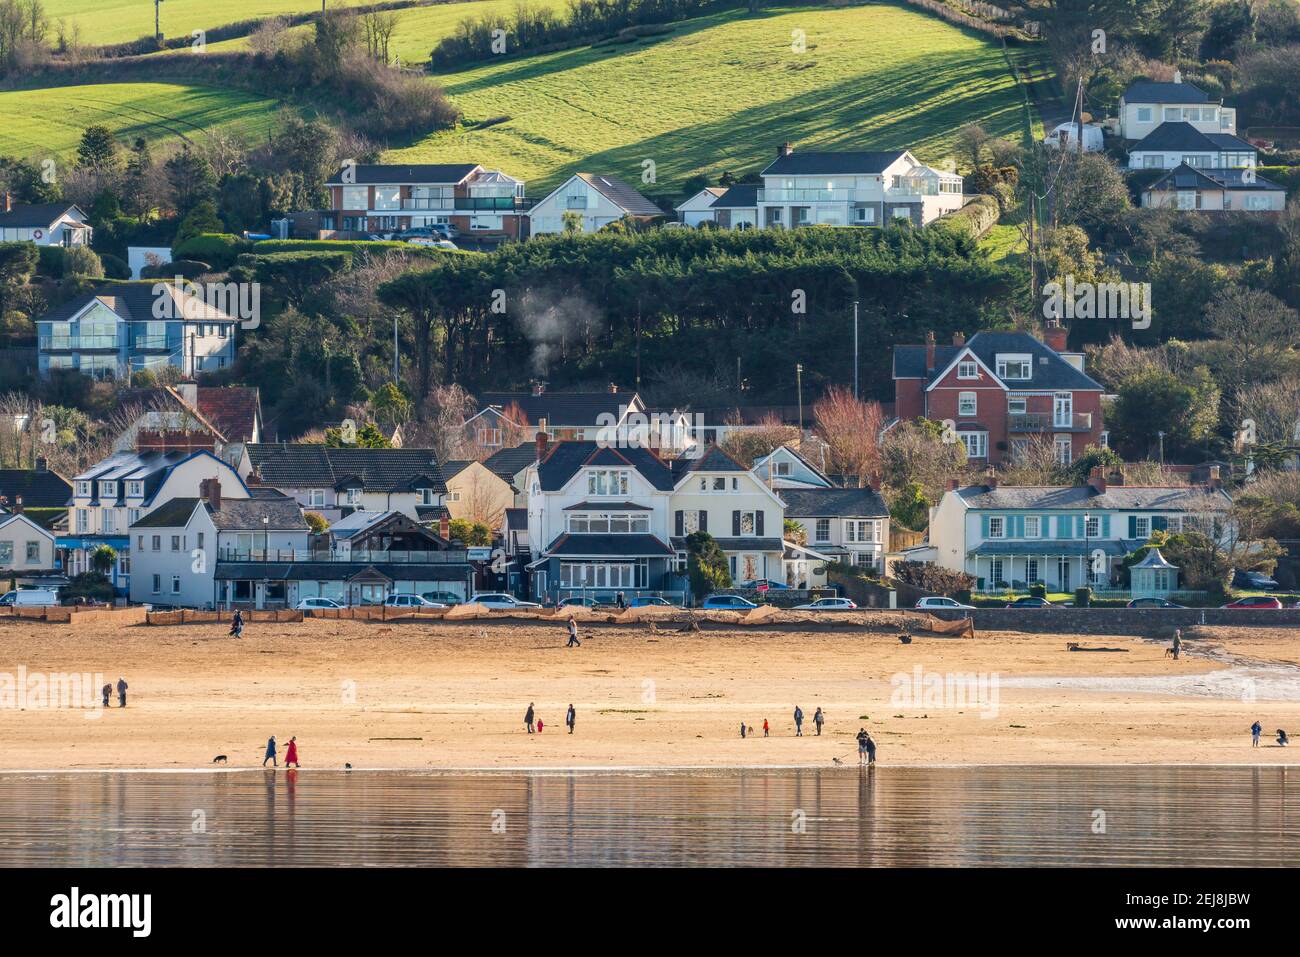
(0, 468), (73, 509)
(325, 164), (480, 186)
(752, 445), (833, 486)
(244, 445), (447, 493)
(675, 187), (725, 210)
(1147, 163), (1283, 192)
(482, 444), (538, 480)
(761, 150), (907, 176)
(673, 445), (748, 476)
(477, 392), (637, 428)
(0, 202), (84, 228)
(562, 500), (654, 510)
(970, 540), (1131, 557)
(214, 562), (471, 582)
(707, 537), (785, 552)
(1122, 80), (1211, 105)
(536, 441), (674, 492)
(129, 498), (200, 528)
(574, 174), (664, 216)
(441, 460), (474, 480)
(196, 387), (260, 443)
(544, 532), (676, 557)
(1130, 122), (1253, 154)
(37, 282), (238, 324)
(130, 494), (306, 530)
(955, 485), (1232, 511)
(709, 185), (760, 208)
(891, 331), (1103, 391)
(73, 449), (237, 506)
(779, 487), (890, 518)
(505, 507), (528, 531)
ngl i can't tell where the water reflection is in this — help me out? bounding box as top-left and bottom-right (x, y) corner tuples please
(0, 766), (1293, 867)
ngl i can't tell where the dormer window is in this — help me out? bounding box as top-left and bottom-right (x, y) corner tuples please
(99, 481), (117, 499)
(957, 360), (978, 379)
(418, 488), (437, 506)
(343, 488), (361, 505)
(995, 355), (1031, 380)
(76, 481), (91, 497)
(126, 481), (144, 497)
(587, 469), (629, 496)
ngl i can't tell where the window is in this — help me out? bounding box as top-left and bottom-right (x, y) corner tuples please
(102, 511), (115, 534)
(418, 488), (437, 506)
(560, 562), (637, 587)
(128, 508), (140, 526)
(341, 186), (368, 209)
(995, 355), (1031, 380)
(171, 576), (181, 594)
(1085, 516), (1100, 538)
(477, 428), (502, 447)
(570, 512), (650, 534)
(344, 488), (361, 505)
(99, 481), (116, 499)
(127, 481), (143, 497)
(1176, 190), (1200, 210)
(448, 492), (461, 502)
(196, 533), (204, 549)
(1027, 558), (1040, 583)
(171, 535), (181, 551)
(1007, 396), (1027, 415)
(1143, 155), (1164, 169)
(1010, 438), (1029, 464)
(1024, 516), (1040, 538)
(1163, 107), (1182, 121)
(815, 519), (830, 543)
(152, 535), (161, 551)
(957, 361), (978, 379)
(1185, 154), (1211, 168)
(958, 392), (977, 417)
(774, 461), (791, 477)
(138, 535), (145, 550)
(681, 510), (702, 535)
(152, 574), (161, 594)
(739, 511), (758, 535)
(76, 510), (88, 533)
(991, 558), (1004, 587)
(1055, 436), (1072, 465)
(76, 481), (91, 497)
(855, 207), (875, 224)
(1136, 107), (1152, 122)
(959, 431), (987, 459)
(0, 542), (10, 565)
(988, 516), (1005, 539)
(308, 489), (325, 507)
(846, 520), (877, 543)
(1134, 516), (1151, 538)
(586, 469), (630, 496)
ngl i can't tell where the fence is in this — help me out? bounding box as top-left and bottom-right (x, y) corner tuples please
(145, 609), (303, 625)
(0, 606), (148, 625)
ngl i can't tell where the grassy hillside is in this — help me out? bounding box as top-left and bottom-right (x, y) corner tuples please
(0, 83), (288, 157)
(44, 0), (321, 47)
(389, 4), (1035, 194)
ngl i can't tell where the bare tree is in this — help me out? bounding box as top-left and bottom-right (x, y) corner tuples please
(717, 412), (799, 467)
(812, 387), (884, 487)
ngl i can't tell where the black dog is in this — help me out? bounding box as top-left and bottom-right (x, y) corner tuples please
(212, 755), (228, 764)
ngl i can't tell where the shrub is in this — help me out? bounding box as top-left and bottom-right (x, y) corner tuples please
(891, 560), (976, 595)
(62, 246), (104, 279)
(98, 252), (131, 279)
(62, 571), (115, 604)
(1074, 586), (1091, 608)
(1029, 582), (1046, 598)
(173, 233), (249, 270)
(939, 195), (999, 238)
(37, 245), (66, 276)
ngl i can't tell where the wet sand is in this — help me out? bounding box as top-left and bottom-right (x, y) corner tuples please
(0, 618), (1298, 770)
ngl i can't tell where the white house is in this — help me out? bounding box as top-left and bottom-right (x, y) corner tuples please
(779, 486), (890, 573)
(757, 143), (963, 228)
(1117, 75), (1236, 141)
(751, 445), (833, 489)
(1142, 164), (1287, 212)
(927, 469), (1233, 594)
(706, 184), (760, 230)
(0, 199), (91, 246)
(675, 187), (726, 227)
(0, 512), (58, 578)
(1127, 121), (1257, 170)
(528, 174), (664, 235)
(63, 449), (249, 595)
(468, 384), (650, 446)
(1044, 121), (1104, 152)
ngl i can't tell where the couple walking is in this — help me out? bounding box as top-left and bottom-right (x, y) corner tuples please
(100, 677), (128, 708)
(263, 735), (300, 767)
(524, 703), (577, 734)
(792, 706), (824, 736)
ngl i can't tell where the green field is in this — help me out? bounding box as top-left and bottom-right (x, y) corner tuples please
(0, 83), (288, 158)
(45, 0), (321, 46)
(978, 223), (1027, 263)
(389, 4), (1035, 194)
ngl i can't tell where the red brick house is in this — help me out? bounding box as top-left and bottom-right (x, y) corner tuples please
(891, 328), (1105, 467)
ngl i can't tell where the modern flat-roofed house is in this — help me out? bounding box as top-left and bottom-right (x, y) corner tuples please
(779, 485), (890, 573)
(892, 327), (1104, 468)
(528, 174), (664, 235)
(318, 163), (529, 240)
(707, 184), (760, 230)
(1141, 164), (1286, 212)
(757, 143), (963, 229)
(238, 444), (449, 524)
(1117, 75), (1236, 142)
(1127, 121), (1257, 170)
(928, 468), (1233, 595)
(0, 198), (92, 246)
(36, 283), (238, 380)
(675, 187), (726, 227)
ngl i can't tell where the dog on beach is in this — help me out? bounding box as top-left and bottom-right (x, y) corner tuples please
(212, 755), (227, 764)
(1163, 647), (1175, 658)
(832, 757), (843, 766)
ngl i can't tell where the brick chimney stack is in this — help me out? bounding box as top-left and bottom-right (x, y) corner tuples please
(200, 477), (222, 512)
(34, 457), (47, 472)
(1209, 464), (1223, 490)
(535, 426), (549, 463)
(946, 477), (960, 492)
(1088, 466), (1107, 494)
(608, 382), (618, 394)
(778, 142), (794, 159)
(531, 380), (546, 396)
(925, 331), (936, 374)
(13, 495), (22, 514)
(1044, 320), (1068, 354)
(439, 514), (450, 540)
(868, 473), (881, 492)
(985, 469), (998, 490)
(952, 331), (965, 346)
(2, 193), (11, 213)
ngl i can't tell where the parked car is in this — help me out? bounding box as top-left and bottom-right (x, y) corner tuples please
(793, 597), (857, 611)
(558, 596), (598, 608)
(295, 597), (344, 610)
(429, 223), (459, 239)
(1005, 596), (1055, 608)
(915, 596), (976, 610)
(1222, 596), (1283, 609)
(384, 594), (446, 608)
(0, 588), (61, 607)
(1126, 597), (1186, 609)
(469, 593), (542, 609)
(701, 594), (758, 610)
(408, 237), (458, 250)
(629, 596), (674, 607)
(1232, 570), (1279, 591)
(421, 591), (462, 606)
(739, 579), (788, 590)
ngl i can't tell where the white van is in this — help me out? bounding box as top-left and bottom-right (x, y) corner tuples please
(0, 588), (61, 607)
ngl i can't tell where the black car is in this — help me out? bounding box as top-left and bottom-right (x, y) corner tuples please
(1232, 570), (1279, 591)
(1126, 597), (1186, 609)
(1005, 596), (1054, 608)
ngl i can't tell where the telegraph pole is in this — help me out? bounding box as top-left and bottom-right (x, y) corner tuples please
(852, 299), (859, 399)
(796, 363), (804, 437)
(392, 316), (399, 382)
(155, 0), (164, 41)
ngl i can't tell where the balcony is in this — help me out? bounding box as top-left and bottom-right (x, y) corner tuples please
(455, 196), (530, 211)
(218, 548), (469, 564)
(132, 335), (172, 351)
(758, 188), (874, 203)
(39, 334), (120, 351)
(1008, 412), (1093, 432)
(400, 198), (454, 211)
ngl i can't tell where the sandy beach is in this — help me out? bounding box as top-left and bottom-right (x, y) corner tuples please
(0, 616), (1298, 770)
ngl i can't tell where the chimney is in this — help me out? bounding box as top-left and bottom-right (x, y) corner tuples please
(34, 456), (47, 473)
(2, 193), (10, 213)
(868, 473), (881, 492)
(535, 428), (550, 463)
(778, 142), (794, 159)
(985, 468), (998, 491)
(13, 495), (22, 514)
(952, 331), (965, 346)
(1088, 466), (1107, 494)
(608, 382), (618, 394)
(925, 331), (936, 374)
(1108, 468), (1124, 487)
(439, 514), (450, 540)
(1209, 464), (1222, 490)
(946, 477), (960, 492)
(531, 380), (546, 396)
(207, 478), (222, 512)
(1044, 320), (1068, 354)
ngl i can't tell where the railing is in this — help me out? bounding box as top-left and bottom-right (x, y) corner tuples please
(400, 198), (452, 210)
(1008, 412), (1093, 432)
(218, 548), (469, 564)
(132, 336), (171, 351)
(455, 196), (526, 210)
(554, 588), (688, 606)
(39, 335), (120, 350)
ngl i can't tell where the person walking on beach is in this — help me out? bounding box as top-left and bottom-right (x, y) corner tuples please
(864, 731), (877, 765)
(763, 719), (769, 738)
(813, 707), (824, 736)
(525, 702), (535, 733)
(1252, 720), (1262, 748)
(1278, 729), (1290, 747)
(740, 722), (747, 739)
(101, 682), (112, 708)
(566, 704), (576, 734)
(285, 736), (299, 768)
(116, 677), (128, 708)
(566, 615), (581, 647)
(537, 718), (544, 734)
(263, 736), (277, 767)
(1171, 629), (1182, 660)
(617, 591), (626, 610)
(857, 728), (871, 765)
(230, 609), (244, 638)
(793, 705), (804, 737)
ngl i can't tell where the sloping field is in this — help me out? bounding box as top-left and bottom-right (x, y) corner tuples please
(389, 4), (1033, 194)
(44, 0), (321, 46)
(0, 83), (287, 157)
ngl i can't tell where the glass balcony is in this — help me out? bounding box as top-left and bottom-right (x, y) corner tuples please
(401, 197), (454, 210)
(39, 334), (120, 350)
(218, 548), (469, 564)
(1008, 412), (1093, 432)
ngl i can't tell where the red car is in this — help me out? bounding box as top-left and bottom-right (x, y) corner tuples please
(1221, 596), (1283, 610)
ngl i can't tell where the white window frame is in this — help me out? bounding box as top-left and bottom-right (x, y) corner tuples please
(988, 516), (1005, 539)
(957, 392), (977, 417)
(1024, 516), (1040, 538)
(1134, 516), (1151, 538)
(959, 431), (988, 459)
(957, 361), (979, 379)
(1054, 436), (1073, 466)
(995, 355), (1032, 380)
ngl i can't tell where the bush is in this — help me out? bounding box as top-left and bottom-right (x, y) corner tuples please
(37, 245), (65, 276)
(892, 560), (976, 595)
(1074, 586), (1091, 608)
(172, 233), (249, 270)
(61, 572), (116, 604)
(939, 195), (999, 238)
(63, 246), (104, 279)
(98, 252), (131, 280)
(1029, 582), (1046, 598)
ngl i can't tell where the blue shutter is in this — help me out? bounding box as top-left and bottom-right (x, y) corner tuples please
(1056, 516), (1068, 539)
(1101, 514), (1111, 538)
(1128, 516), (1137, 538)
(1076, 515), (1084, 537)
(981, 514), (990, 538)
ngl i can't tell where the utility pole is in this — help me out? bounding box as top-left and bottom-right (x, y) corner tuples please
(155, 0), (164, 41)
(852, 299), (859, 400)
(1157, 431), (1166, 465)
(796, 363), (804, 437)
(392, 316), (399, 382)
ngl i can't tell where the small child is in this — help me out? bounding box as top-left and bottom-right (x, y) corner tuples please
(537, 719), (544, 734)
(763, 719), (769, 738)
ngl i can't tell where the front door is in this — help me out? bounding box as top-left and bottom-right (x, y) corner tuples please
(1057, 558), (1071, 592)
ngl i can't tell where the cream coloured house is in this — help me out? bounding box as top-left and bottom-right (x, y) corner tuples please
(528, 174), (664, 235)
(0, 513), (58, 577)
(442, 460), (514, 531)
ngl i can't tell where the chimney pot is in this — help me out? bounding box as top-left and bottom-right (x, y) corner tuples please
(952, 331), (965, 346)
(531, 380), (546, 396)
(1209, 464), (1223, 490)
(535, 429), (550, 463)
(985, 469), (998, 490)
(925, 331), (936, 373)
(608, 382), (618, 394)
(1044, 320), (1068, 354)
(1088, 466), (1106, 494)
(778, 142), (794, 158)
(13, 495), (22, 514)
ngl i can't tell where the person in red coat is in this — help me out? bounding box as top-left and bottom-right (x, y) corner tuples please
(285, 736), (300, 768)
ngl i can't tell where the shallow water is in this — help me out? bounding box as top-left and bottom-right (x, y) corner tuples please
(0, 766), (1295, 867)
